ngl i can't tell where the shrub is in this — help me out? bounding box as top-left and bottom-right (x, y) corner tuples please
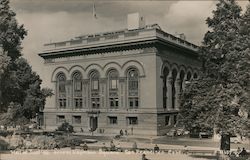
(0, 130), (13, 137)
(57, 122), (74, 133)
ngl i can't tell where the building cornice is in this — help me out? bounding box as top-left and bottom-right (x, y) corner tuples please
(39, 27), (199, 59)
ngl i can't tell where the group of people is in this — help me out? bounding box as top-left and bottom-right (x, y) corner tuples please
(119, 129), (128, 136)
(236, 147), (248, 157)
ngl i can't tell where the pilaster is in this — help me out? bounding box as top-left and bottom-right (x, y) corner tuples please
(175, 79), (181, 110)
(167, 76), (173, 110)
(66, 80), (72, 109)
(82, 79), (89, 109)
(99, 78), (107, 109)
(119, 77), (126, 109)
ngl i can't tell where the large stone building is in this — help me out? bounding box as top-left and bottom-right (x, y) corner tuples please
(39, 14), (201, 136)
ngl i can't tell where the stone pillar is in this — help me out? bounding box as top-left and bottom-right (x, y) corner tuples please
(119, 77), (126, 110)
(175, 79), (181, 110)
(66, 80), (72, 109)
(182, 74), (187, 91)
(82, 79), (89, 109)
(167, 76), (173, 110)
(163, 76), (167, 109)
(99, 78), (107, 109)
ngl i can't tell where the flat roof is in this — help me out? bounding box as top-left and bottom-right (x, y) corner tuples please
(39, 24), (199, 58)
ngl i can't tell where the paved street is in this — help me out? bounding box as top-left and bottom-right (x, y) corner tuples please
(1, 150), (217, 160)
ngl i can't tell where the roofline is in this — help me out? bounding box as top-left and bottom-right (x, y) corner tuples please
(39, 38), (199, 59)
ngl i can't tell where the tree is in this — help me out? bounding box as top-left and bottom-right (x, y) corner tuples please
(0, 47), (11, 108)
(0, 0), (52, 125)
(0, 0), (27, 60)
(180, 0), (250, 136)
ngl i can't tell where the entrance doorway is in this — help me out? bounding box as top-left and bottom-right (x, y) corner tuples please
(89, 116), (98, 131)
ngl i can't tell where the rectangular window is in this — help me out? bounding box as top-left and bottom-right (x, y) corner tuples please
(57, 115), (65, 123)
(109, 116), (117, 125)
(129, 97), (139, 109)
(59, 99), (66, 108)
(127, 117), (138, 125)
(74, 98), (82, 109)
(165, 116), (170, 126)
(73, 116), (81, 124)
(91, 98), (100, 108)
(109, 98), (119, 109)
(173, 115), (178, 125)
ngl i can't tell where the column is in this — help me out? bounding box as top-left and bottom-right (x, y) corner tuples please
(99, 78), (107, 110)
(119, 77), (126, 110)
(162, 76), (167, 109)
(82, 79), (89, 109)
(167, 76), (172, 110)
(66, 80), (72, 109)
(175, 79), (181, 110)
(182, 74), (187, 91)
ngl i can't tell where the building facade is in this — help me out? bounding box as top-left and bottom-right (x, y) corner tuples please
(39, 23), (200, 136)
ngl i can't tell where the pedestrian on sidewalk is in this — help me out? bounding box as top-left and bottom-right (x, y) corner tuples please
(120, 129), (124, 136)
(110, 140), (116, 151)
(239, 148), (248, 157)
(82, 142), (88, 151)
(142, 154), (150, 160)
(132, 141), (137, 152)
(153, 144), (159, 153)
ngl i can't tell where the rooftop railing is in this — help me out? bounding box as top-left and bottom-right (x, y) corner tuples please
(43, 25), (198, 53)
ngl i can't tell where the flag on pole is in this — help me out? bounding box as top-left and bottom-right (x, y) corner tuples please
(93, 1), (97, 19)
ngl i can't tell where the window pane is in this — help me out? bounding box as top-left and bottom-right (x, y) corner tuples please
(93, 80), (99, 90)
(75, 81), (82, 91)
(111, 80), (117, 89)
(57, 115), (65, 123)
(109, 117), (117, 124)
(115, 98), (119, 107)
(110, 99), (114, 107)
(135, 98), (138, 107)
(129, 100), (133, 108)
(59, 83), (66, 92)
(73, 116), (81, 124)
(128, 117), (138, 125)
(165, 116), (170, 126)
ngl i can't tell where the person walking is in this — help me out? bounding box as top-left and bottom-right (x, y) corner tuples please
(142, 154), (150, 160)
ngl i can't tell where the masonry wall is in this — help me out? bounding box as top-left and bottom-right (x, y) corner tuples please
(41, 48), (159, 135)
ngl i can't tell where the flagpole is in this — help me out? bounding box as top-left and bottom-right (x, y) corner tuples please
(93, 0), (97, 19)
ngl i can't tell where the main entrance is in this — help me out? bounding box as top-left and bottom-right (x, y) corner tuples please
(89, 116), (98, 131)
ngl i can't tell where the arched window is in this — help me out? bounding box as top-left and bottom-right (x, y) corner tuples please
(127, 68), (139, 109)
(162, 67), (169, 109)
(187, 72), (192, 81)
(57, 73), (66, 109)
(72, 72), (82, 109)
(108, 69), (119, 109)
(193, 73), (198, 80)
(172, 69), (177, 109)
(90, 70), (100, 109)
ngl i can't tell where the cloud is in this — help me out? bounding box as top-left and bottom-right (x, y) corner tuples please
(10, 0), (249, 83)
(162, 1), (216, 44)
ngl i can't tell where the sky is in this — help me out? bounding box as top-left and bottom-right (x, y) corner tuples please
(9, 0), (249, 83)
